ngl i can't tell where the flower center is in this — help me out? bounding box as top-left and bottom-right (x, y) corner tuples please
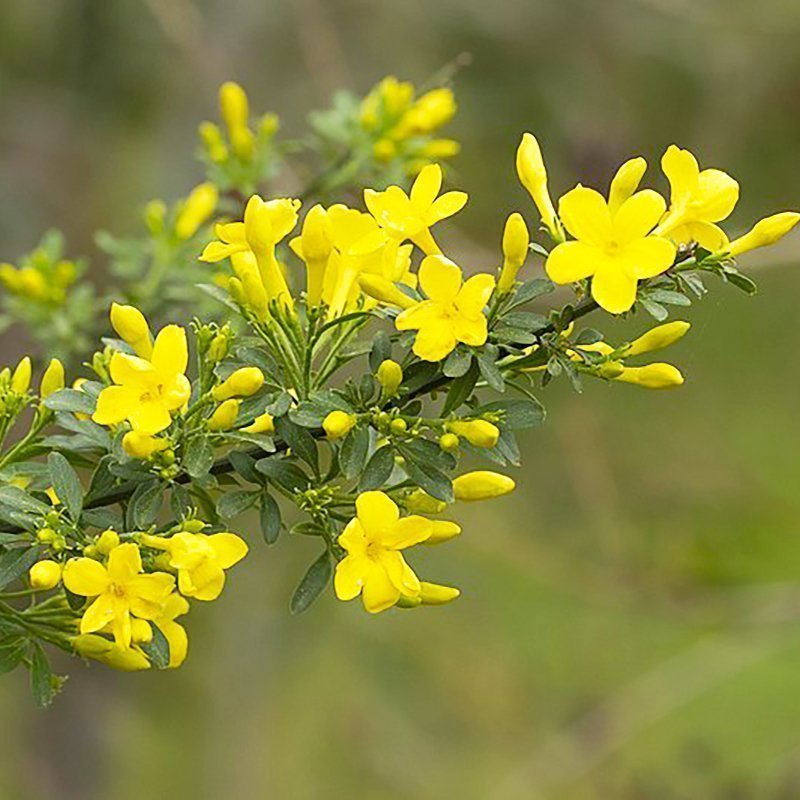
(111, 583), (127, 598)
(366, 541), (385, 560)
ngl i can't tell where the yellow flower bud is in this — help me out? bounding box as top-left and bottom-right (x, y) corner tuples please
(258, 112), (280, 137)
(11, 356), (31, 394)
(212, 367), (265, 401)
(497, 212), (530, 293)
(397, 88), (456, 136)
(199, 121), (229, 163)
(516, 133), (560, 240)
(425, 520), (461, 545)
(614, 363), (684, 389)
(144, 199), (167, 235)
(18, 267), (47, 299)
(208, 399), (240, 431)
(608, 157), (647, 213)
(96, 529), (120, 555)
(727, 212), (800, 257)
(39, 358), (65, 398)
(446, 420), (500, 449)
(71, 634), (150, 671)
(453, 470), (515, 502)
(403, 488), (447, 514)
(373, 138), (397, 162)
(110, 303), (153, 359)
(419, 581), (460, 605)
(291, 204), (332, 307)
(377, 359), (403, 396)
(418, 138), (460, 160)
(122, 430), (168, 459)
(219, 81), (254, 159)
(358, 274), (415, 309)
(438, 432), (460, 452)
(389, 418), (407, 435)
(323, 410), (357, 440)
(29, 560), (62, 590)
(241, 412), (275, 435)
(623, 321), (690, 357)
(175, 182), (219, 240)
(131, 619), (153, 644)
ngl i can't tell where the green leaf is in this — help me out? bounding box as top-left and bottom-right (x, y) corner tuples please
(477, 347), (505, 392)
(506, 278), (555, 310)
(0, 639), (26, 675)
(276, 417), (319, 472)
(43, 388), (96, 415)
(227, 450), (261, 484)
(184, 436), (214, 478)
(647, 288), (691, 306)
(339, 426), (369, 480)
(0, 546), (42, 590)
(638, 296), (669, 321)
(47, 452), (83, 521)
(170, 484), (192, 518)
(255, 457), (309, 493)
(724, 270), (758, 295)
(259, 492), (282, 544)
(0, 486), (51, 516)
(359, 446), (395, 491)
(441, 361), (479, 416)
(216, 490), (260, 520)
(368, 330), (392, 373)
(289, 391), (351, 428)
(290, 551), (332, 614)
(477, 398), (546, 430)
(127, 480), (164, 529)
(397, 444), (454, 503)
(443, 347), (473, 378)
(30, 643), (59, 709)
(141, 624), (170, 669)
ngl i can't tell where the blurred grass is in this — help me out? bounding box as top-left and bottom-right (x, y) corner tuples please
(1, 0), (800, 798)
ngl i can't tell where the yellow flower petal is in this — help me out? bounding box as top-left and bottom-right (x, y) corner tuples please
(63, 558), (110, 597)
(545, 241), (599, 284)
(608, 157), (647, 213)
(558, 186), (613, 247)
(426, 191), (468, 224)
(695, 169), (739, 222)
(356, 491), (399, 537)
(383, 515), (432, 549)
(361, 563), (400, 613)
(151, 325), (188, 377)
(590, 267), (638, 314)
(334, 554), (370, 601)
(92, 386), (138, 426)
(80, 594), (117, 634)
(455, 273), (495, 317)
(106, 543), (142, 585)
(208, 533), (249, 569)
(156, 619), (189, 668)
(395, 300), (444, 331)
(128, 400), (173, 435)
(452, 314), (488, 348)
(379, 550), (421, 595)
(612, 190), (666, 244)
(622, 237), (676, 280)
(418, 255), (461, 303)
(412, 322), (458, 361)
(410, 164), (443, 209)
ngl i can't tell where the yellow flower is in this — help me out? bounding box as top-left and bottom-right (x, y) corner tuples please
(175, 182), (219, 240)
(376, 359), (403, 396)
(334, 491), (433, 613)
(614, 363), (684, 389)
(93, 324), (191, 434)
(725, 212), (800, 257)
(323, 410), (357, 440)
(425, 520), (462, 545)
(71, 634), (151, 671)
(63, 543), (175, 649)
(208, 399), (240, 431)
(655, 145), (739, 249)
(219, 81), (254, 159)
(241, 412), (275, 435)
(212, 367), (265, 400)
(141, 531), (248, 601)
(497, 212), (530, 294)
(445, 419), (500, 449)
(364, 164), (467, 255)
(392, 88), (456, 137)
(11, 356), (31, 394)
(110, 302), (153, 359)
(516, 133), (561, 240)
(395, 255), (495, 361)
(453, 471), (515, 502)
(200, 196), (300, 308)
(360, 76), (414, 131)
(289, 204), (334, 306)
(122, 431), (168, 459)
(29, 560), (62, 590)
(198, 121), (228, 163)
(39, 358), (65, 398)
(546, 185), (676, 314)
(153, 593), (190, 668)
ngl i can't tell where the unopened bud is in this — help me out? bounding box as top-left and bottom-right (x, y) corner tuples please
(29, 560), (62, 590)
(96, 529), (120, 555)
(425, 520), (461, 545)
(110, 303), (153, 359)
(497, 212), (530, 293)
(39, 358), (65, 398)
(377, 359), (403, 396)
(11, 356), (31, 394)
(614, 363), (684, 389)
(623, 321), (690, 357)
(453, 471), (515, 502)
(446, 420), (500, 449)
(241, 412), (275, 435)
(208, 399), (240, 431)
(323, 410), (357, 440)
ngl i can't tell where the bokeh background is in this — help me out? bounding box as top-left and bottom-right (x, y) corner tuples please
(1, 1), (800, 798)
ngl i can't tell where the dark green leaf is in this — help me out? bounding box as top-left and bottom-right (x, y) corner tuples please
(216, 490), (260, 519)
(43, 389), (96, 415)
(30, 643), (59, 708)
(255, 457), (309, 493)
(276, 417), (319, 472)
(368, 330), (392, 373)
(443, 347), (473, 378)
(290, 551), (332, 614)
(259, 492), (282, 544)
(0, 639), (26, 675)
(0, 546), (42, 590)
(339, 425), (369, 480)
(358, 446), (395, 491)
(228, 450), (261, 484)
(141, 624), (170, 669)
(48, 452), (83, 521)
(441, 360), (479, 416)
(0, 486), (51, 516)
(184, 436), (214, 478)
(127, 480), (164, 529)
(477, 398), (546, 430)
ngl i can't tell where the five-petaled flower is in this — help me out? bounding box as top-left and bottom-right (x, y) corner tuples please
(141, 531), (248, 601)
(364, 163), (467, 255)
(93, 324), (191, 434)
(334, 491), (433, 614)
(546, 183), (677, 314)
(63, 543), (175, 650)
(395, 254), (495, 361)
(655, 145), (739, 250)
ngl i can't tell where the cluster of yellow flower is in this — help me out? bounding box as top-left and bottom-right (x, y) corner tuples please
(1, 77), (798, 702)
(359, 75), (459, 172)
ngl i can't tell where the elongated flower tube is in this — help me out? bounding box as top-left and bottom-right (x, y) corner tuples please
(212, 367), (265, 401)
(516, 133), (561, 240)
(358, 273), (416, 309)
(289, 204), (333, 307)
(622, 321), (690, 357)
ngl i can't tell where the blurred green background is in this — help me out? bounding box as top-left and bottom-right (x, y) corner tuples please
(2, 1), (800, 798)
